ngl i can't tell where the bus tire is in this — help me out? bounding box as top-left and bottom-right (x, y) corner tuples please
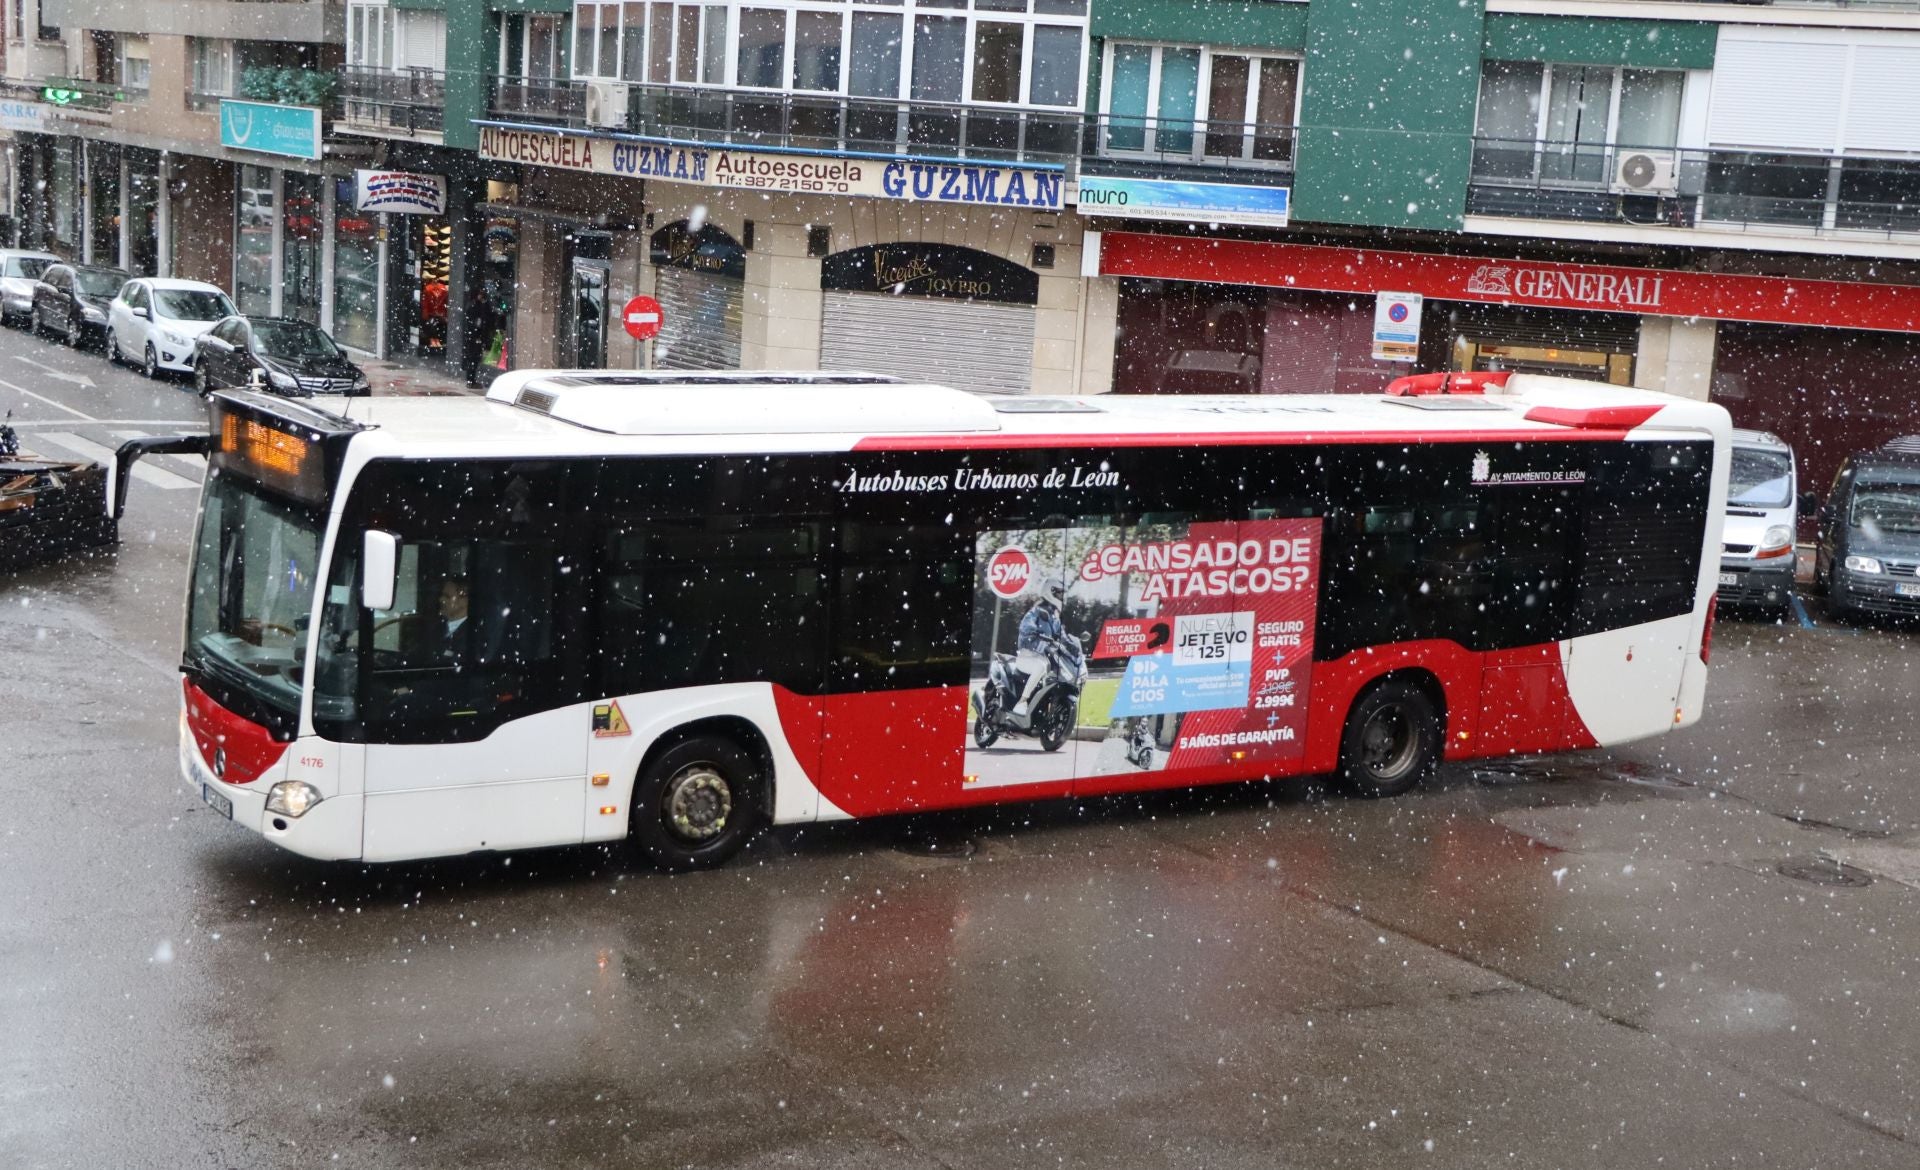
(1334, 678), (1441, 799)
(630, 735), (764, 871)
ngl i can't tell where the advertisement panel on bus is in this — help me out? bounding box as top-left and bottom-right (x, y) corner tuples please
(966, 518), (1321, 788)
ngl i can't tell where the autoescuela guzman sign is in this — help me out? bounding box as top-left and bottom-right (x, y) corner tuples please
(478, 125), (1063, 210)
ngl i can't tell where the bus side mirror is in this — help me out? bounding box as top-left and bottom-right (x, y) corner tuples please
(362, 530), (399, 612)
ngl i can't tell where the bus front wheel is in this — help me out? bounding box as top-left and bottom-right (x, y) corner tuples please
(631, 735), (764, 870)
(1334, 679), (1441, 799)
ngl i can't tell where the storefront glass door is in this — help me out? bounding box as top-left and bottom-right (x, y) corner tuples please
(331, 178), (379, 353)
(283, 171), (324, 325)
(566, 257), (609, 369)
(235, 164), (276, 315)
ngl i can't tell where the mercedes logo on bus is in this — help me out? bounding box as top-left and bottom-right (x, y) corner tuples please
(212, 747), (228, 780)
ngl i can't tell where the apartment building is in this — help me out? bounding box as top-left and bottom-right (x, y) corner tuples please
(2, 0), (1918, 484)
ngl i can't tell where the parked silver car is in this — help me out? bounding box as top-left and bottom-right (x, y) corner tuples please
(0, 249), (60, 327)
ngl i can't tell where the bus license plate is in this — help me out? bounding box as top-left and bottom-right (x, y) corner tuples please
(1717, 573), (1738, 587)
(201, 784), (233, 820)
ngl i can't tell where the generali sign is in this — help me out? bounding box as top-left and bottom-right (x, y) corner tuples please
(478, 124), (1064, 210)
(1098, 232), (1920, 333)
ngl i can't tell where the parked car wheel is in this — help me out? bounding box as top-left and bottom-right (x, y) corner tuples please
(105, 329), (121, 365)
(65, 316), (82, 349)
(194, 362), (212, 397)
(30, 306), (45, 337)
(142, 343), (160, 380)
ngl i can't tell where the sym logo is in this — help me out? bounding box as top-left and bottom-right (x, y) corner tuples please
(986, 546), (1033, 600)
(211, 746), (228, 780)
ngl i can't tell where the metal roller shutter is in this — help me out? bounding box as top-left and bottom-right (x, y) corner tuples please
(654, 266), (742, 370)
(819, 291), (1034, 395)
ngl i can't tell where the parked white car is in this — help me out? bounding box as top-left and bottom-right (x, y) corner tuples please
(0, 249), (60, 327)
(106, 278), (239, 377)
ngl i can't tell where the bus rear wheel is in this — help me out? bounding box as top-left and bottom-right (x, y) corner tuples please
(631, 736), (764, 870)
(1334, 679), (1441, 799)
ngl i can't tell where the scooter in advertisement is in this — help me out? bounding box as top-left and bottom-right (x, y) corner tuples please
(971, 635), (1088, 753)
(1125, 718), (1156, 769)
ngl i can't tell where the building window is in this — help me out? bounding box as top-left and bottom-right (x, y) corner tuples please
(499, 13), (568, 81)
(1473, 61), (1684, 185)
(571, 0), (1085, 108)
(347, 2), (393, 69)
(119, 34), (152, 95)
(190, 38), (237, 105)
(1098, 42), (1299, 165)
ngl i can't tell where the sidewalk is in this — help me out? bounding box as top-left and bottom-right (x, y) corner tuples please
(359, 354), (482, 398)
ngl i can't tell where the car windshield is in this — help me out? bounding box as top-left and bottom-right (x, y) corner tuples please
(6, 257), (49, 279)
(155, 289), (236, 321)
(74, 269), (127, 297)
(185, 470), (325, 719)
(1849, 481), (1920, 536)
(1727, 447), (1793, 508)
(252, 321), (343, 362)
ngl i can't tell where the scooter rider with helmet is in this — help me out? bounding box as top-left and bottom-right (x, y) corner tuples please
(1012, 581), (1067, 717)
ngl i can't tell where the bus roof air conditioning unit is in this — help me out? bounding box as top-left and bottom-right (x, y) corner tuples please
(1612, 149), (1680, 197)
(585, 81), (628, 129)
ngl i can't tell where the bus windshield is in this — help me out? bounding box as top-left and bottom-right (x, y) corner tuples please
(185, 471), (325, 720)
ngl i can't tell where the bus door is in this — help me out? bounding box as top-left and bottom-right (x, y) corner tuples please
(343, 462), (591, 861)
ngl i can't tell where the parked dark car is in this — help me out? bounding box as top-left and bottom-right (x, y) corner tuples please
(192, 315), (370, 397)
(1813, 436), (1920, 621)
(32, 263), (131, 348)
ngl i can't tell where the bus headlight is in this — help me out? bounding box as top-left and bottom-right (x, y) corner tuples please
(1845, 555), (1884, 575)
(265, 781), (323, 818)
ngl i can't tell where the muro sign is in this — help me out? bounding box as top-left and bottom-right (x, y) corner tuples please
(478, 125), (1063, 210)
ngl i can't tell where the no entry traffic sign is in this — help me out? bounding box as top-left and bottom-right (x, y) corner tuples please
(622, 295), (663, 341)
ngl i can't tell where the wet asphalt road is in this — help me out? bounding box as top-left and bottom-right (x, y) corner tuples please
(5, 327), (1920, 1168)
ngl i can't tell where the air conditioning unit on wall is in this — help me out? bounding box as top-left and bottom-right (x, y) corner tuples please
(1612, 149), (1680, 197)
(584, 81), (628, 129)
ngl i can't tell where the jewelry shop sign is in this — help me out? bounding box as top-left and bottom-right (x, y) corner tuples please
(478, 125), (1064, 210)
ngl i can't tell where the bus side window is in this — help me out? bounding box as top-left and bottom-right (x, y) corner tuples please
(833, 518), (971, 691)
(1572, 442), (1711, 635)
(595, 518), (828, 695)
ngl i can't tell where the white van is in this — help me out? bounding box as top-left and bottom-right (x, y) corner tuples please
(1717, 429), (1798, 614)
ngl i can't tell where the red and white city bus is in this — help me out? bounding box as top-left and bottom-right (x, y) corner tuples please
(173, 370), (1728, 868)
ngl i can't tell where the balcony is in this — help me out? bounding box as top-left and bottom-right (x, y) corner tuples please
(486, 78), (1081, 165)
(1082, 112), (1295, 179)
(33, 77), (125, 115)
(1468, 137), (1920, 241)
(337, 66), (446, 139)
(487, 76), (584, 127)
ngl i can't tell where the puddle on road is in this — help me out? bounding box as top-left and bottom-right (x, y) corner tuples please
(1470, 759), (1559, 787)
(1774, 855), (1875, 888)
(1598, 762), (1696, 791)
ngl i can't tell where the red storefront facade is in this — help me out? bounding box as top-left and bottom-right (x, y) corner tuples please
(1094, 230), (1920, 495)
